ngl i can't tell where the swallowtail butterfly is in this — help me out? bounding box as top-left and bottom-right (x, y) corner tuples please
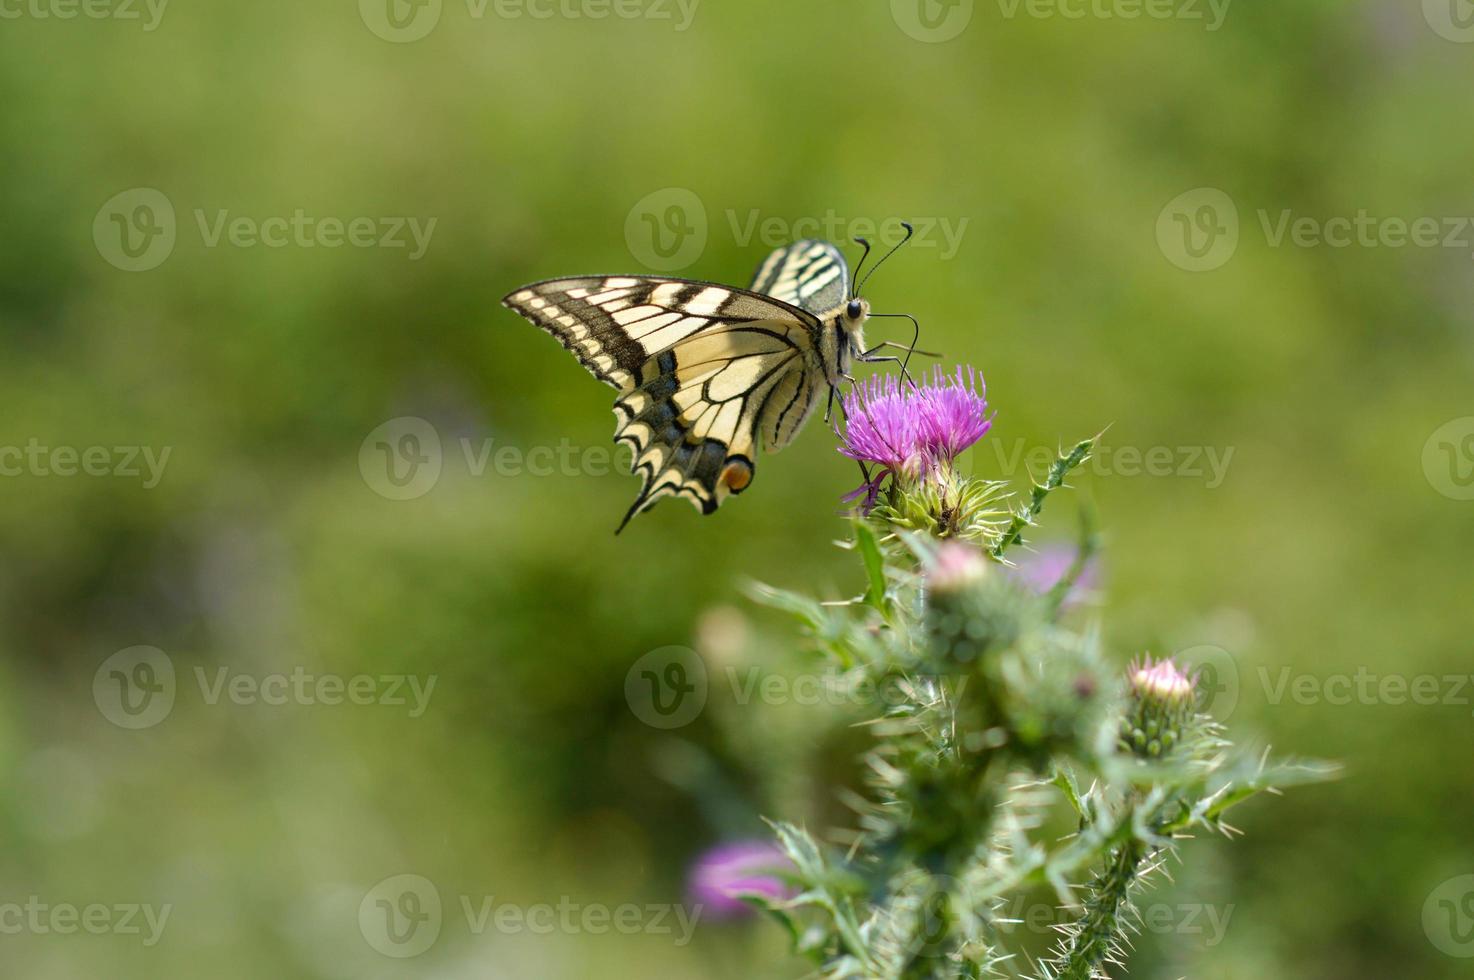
(504, 235), (913, 530)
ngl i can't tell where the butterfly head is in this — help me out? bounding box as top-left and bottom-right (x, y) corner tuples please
(841, 297), (870, 361)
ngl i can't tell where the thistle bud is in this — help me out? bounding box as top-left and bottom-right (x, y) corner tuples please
(923, 544), (1023, 668)
(1120, 656), (1196, 759)
(928, 541), (988, 594)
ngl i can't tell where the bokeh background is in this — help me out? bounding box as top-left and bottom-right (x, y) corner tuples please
(1, 1), (1472, 977)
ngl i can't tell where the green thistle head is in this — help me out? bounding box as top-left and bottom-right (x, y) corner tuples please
(1120, 655), (1197, 759)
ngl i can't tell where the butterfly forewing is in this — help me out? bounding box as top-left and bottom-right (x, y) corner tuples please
(502, 271), (835, 529)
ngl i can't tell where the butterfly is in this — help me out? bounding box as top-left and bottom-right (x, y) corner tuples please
(502, 230), (918, 531)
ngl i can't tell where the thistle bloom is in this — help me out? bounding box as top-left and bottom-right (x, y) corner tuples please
(916, 365), (992, 461)
(837, 373), (924, 472)
(837, 366), (992, 509)
(688, 840), (793, 918)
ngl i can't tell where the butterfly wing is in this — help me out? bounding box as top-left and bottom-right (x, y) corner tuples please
(748, 239), (850, 319)
(502, 276), (827, 529)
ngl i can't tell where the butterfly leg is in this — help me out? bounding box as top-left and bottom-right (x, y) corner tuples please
(862, 312), (928, 380)
(825, 382), (852, 425)
(862, 340), (941, 358)
(857, 353), (920, 388)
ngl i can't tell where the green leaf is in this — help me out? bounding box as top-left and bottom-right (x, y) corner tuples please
(743, 579), (829, 628)
(853, 521), (889, 611)
(1051, 765), (1086, 819)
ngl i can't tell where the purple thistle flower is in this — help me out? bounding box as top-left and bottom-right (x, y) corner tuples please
(687, 840), (793, 919)
(836, 366), (992, 509)
(916, 365), (991, 462)
(837, 373), (924, 471)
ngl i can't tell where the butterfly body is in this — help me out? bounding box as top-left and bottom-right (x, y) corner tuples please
(503, 240), (866, 529)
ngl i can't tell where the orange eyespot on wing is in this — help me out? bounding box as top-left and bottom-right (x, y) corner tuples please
(720, 458), (753, 493)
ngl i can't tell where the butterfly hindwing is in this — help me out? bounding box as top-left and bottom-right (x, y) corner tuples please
(748, 239), (849, 319)
(613, 327), (811, 529)
(503, 273), (835, 529)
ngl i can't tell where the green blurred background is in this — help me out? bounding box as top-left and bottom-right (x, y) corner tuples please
(1, 1), (1472, 976)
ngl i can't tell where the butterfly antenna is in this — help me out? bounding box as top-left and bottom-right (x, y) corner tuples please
(854, 221), (914, 296)
(864, 311), (933, 378)
(849, 237), (874, 298)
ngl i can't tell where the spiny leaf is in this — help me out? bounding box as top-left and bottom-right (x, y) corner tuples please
(992, 438), (1096, 558)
